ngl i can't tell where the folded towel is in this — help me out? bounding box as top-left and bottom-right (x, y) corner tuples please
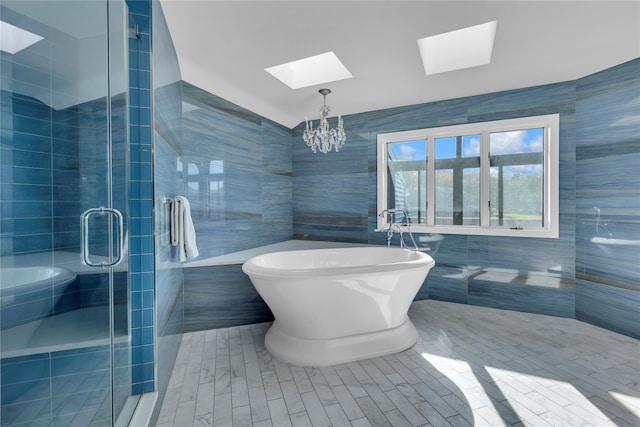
(170, 196), (199, 262)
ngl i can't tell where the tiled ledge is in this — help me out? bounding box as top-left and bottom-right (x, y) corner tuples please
(177, 239), (374, 268)
(0, 251), (128, 275)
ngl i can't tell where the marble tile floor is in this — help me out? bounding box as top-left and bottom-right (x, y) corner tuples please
(155, 300), (639, 427)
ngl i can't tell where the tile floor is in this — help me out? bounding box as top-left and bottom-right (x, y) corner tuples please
(155, 300), (639, 426)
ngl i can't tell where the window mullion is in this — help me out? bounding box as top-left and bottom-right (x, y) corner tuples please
(426, 135), (435, 226)
(480, 130), (490, 228)
(376, 135), (388, 231)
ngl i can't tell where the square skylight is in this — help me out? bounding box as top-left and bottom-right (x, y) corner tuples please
(418, 21), (497, 76)
(0, 20), (43, 54)
(265, 51), (353, 89)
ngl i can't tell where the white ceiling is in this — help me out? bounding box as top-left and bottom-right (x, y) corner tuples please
(159, 1), (640, 129)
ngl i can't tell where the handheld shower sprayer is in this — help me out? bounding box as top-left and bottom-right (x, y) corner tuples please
(377, 209), (419, 250)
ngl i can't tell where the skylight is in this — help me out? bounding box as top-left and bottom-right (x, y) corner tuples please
(265, 51), (353, 90)
(0, 20), (43, 54)
(417, 21), (497, 76)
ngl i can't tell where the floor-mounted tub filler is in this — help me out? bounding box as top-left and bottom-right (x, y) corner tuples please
(242, 246), (435, 366)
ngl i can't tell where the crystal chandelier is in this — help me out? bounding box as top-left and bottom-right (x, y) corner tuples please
(303, 89), (346, 154)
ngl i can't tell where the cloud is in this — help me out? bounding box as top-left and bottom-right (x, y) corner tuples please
(490, 130), (542, 154)
(398, 144), (418, 160)
(463, 137), (481, 156)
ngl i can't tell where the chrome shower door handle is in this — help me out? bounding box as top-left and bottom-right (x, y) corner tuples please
(81, 207), (124, 267)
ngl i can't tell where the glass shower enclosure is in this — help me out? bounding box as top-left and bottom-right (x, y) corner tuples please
(0, 0), (138, 425)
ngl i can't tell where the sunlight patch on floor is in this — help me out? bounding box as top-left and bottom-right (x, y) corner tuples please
(609, 390), (640, 415)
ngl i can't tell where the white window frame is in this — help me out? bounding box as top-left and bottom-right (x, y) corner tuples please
(377, 114), (560, 238)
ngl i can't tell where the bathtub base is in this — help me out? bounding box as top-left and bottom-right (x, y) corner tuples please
(264, 317), (418, 367)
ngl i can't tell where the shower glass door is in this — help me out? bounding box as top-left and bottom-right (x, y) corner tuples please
(0, 0), (135, 425)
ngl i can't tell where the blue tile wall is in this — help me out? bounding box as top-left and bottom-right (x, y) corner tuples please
(1, 87), (54, 255)
(127, 0), (155, 395)
(293, 113), (368, 243)
(575, 279), (640, 339)
(417, 235), (469, 304)
(179, 81), (293, 256)
(176, 81), (292, 332)
(575, 59), (640, 338)
(183, 265), (273, 332)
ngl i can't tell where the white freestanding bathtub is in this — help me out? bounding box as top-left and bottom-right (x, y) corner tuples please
(242, 246), (435, 366)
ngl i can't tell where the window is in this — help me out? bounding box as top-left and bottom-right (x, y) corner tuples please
(377, 114), (559, 238)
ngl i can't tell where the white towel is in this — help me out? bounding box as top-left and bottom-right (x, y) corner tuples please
(170, 196), (199, 262)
